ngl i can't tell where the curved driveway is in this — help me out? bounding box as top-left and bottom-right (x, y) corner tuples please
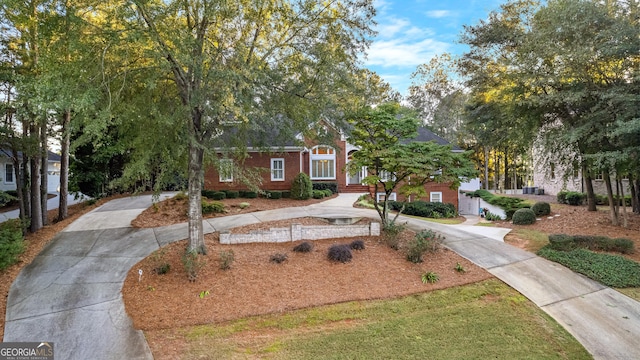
(4, 193), (640, 359)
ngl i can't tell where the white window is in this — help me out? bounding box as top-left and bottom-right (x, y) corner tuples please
(219, 159), (233, 182)
(376, 192), (396, 202)
(310, 146), (336, 180)
(271, 158), (285, 181)
(430, 192), (442, 203)
(5, 164), (14, 183)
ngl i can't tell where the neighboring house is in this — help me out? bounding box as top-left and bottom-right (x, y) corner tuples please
(0, 150), (62, 193)
(204, 124), (463, 210)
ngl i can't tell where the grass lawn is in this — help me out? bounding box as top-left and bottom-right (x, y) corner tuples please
(511, 229), (550, 252)
(175, 279), (589, 359)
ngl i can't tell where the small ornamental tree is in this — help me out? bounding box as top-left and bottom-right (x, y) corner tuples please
(291, 172), (313, 200)
(346, 103), (477, 228)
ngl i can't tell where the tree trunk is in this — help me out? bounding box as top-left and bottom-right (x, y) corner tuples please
(603, 170), (618, 226)
(504, 148), (509, 190)
(493, 151), (499, 191)
(582, 163), (597, 211)
(187, 138), (206, 254)
(631, 176), (639, 214)
(40, 120), (48, 225)
(30, 123), (43, 232)
(21, 119), (31, 220)
(484, 146), (489, 190)
(58, 110), (71, 221)
(618, 178), (628, 228)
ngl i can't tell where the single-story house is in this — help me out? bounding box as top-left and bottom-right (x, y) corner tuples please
(204, 123), (464, 210)
(0, 150), (62, 193)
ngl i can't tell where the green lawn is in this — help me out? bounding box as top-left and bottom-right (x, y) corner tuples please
(179, 279), (590, 359)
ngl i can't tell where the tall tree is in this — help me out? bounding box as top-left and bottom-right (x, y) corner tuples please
(125, 0), (375, 254)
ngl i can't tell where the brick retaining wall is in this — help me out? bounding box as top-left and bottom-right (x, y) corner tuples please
(219, 222), (381, 245)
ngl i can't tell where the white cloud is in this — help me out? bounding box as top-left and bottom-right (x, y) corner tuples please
(365, 38), (450, 68)
(426, 10), (453, 18)
(375, 17), (411, 38)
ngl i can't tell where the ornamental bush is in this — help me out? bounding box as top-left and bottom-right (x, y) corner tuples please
(293, 242), (313, 253)
(312, 190), (325, 199)
(270, 253), (288, 264)
(350, 239), (365, 250)
(291, 172), (312, 200)
(202, 201), (225, 214)
(211, 191), (226, 200)
(565, 191), (585, 206)
(312, 182), (338, 194)
(224, 190), (239, 199)
(327, 244), (352, 263)
(531, 202), (551, 216)
(0, 219), (25, 270)
(512, 208), (536, 225)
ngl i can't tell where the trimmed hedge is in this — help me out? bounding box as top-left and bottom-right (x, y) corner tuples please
(538, 247), (640, 288)
(548, 234), (634, 254)
(387, 201), (456, 219)
(531, 202), (551, 216)
(224, 190), (239, 199)
(467, 189), (528, 220)
(312, 190), (325, 199)
(266, 190), (282, 199)
(312, 182), (338, 194)
(557, 191), (585, 206)
(239, 190), (258, 199)
(201, 189), (216, 199)
(202, 201), (225, 214)
(512, 208), (536, 225)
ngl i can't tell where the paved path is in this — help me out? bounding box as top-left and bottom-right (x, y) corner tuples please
(5, 193), (640, 359)
(0, 194), (88, 223)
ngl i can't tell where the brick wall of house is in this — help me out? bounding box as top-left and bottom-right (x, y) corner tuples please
(204, 151), (302, 191)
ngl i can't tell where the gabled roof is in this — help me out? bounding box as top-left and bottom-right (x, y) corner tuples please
(413, 127), (461, 151)
(0, 149), (62, 162)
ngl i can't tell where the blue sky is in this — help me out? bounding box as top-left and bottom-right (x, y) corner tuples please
(364, 0), (505, 96)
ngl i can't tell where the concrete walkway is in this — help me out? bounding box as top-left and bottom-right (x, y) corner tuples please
(4, 193), (640, 359)
(0, 193), (88, 223)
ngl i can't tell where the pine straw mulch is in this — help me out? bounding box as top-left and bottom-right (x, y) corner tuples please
(499, 203), (640, 262)
(131, 194), (339, 228)
(122, 224), (492, 335)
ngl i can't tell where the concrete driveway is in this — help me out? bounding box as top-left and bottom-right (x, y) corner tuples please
(4, 193), (640, 360)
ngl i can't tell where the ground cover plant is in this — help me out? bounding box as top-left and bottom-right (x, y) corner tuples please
(144, 279), (590, 360)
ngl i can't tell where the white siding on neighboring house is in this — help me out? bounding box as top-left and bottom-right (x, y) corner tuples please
(0, 153), (61, 193)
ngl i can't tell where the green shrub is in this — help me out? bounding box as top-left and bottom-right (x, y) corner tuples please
(201, 189), (216, 199)
(267, 190), (282, 199)
(219, 250), (235, 270)
(350, 239), (365, 250)
(0, 191), (17, 207)
(394, 201), (457, 219)
(406, 229), (442, 263)
(548, 234), (575, 251)
(182, 249), (205, 281)
(291, 173), (312, 200)
(468, 189), (528, 219)
(382, 221), (405, 250)
(281, 191), (291, 198)
(239, 202), (250, 209)
(531, 202), (551, 216)
(224, 190), (239, 199)
(211, 191), (226, 200)
(421, 271), (439, 284)
(512, 208), (536, 225)
(202, 201), (225, 214)
(556, 191), (568, 204)
(312, 182), (338, 194)
(484, 212), (502, 221)
(0, 219), (25, 270)
(538, 247), (640, 288)
(312, 190), (325, 199)
(322, 189), (333, 197)
(174, 192), (188, 201)
(241, 191), (258, 198)
(565, 191), (585, 206)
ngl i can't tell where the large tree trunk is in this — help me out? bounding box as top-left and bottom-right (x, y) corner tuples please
(618, 178), (628, 228)
(187, 138), (206, 254)
(484, 146), (489, 190)
(631, 176), (640, 214)
(58, 110), (71, 221)
(30, 123), (43, 232)
(603, 170), (618, 226)
(582, 163), (597, 211)
(504, 147), (509, 190)
(40, 121), (48, 225)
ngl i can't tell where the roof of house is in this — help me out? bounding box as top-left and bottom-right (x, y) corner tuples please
(0, 149), (62, 162)
(412, 127), (462, 151)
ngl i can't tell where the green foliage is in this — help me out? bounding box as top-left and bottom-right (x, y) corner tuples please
(224, 190), (239, 199)
(531, 202), (551, 216)
(182, 249), (205, 281)
(421, 271), (439, 284)
(241, 191), (258, 199)
(0, 191), (17, 207)
(219, 250), (235, 270)
(202, 201), (225, 214)
(548, 234), (634, 254)
(291, 173), (312, 200)
(174, 192), (188, 201)
(484, 212), (502, 221)
(266, 191), (282, 199)
(382, 221), (405, 250)
(151, 249), (170, 275)
(312, 190), (325, 199)
(322, 189), (333, 197)
(454, 262), (466, 273)
(281, 191), (291, 198)
(538, 247), (640, 288)
(270, 253), (288, 264)
(512, 208), (536, 225)
(239, 202), (250, 209)
(563, 192), (585, 206)
(202, 190), (217, 199)
(199, 290), (210, 299)
(0, 219), (25, 270)
(312, 182), (338, 194)
(211, 191), (227, 200)
(469, 190), (528, 219)
(406, 229), (442, 263)
(390, 201), (457, 219)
